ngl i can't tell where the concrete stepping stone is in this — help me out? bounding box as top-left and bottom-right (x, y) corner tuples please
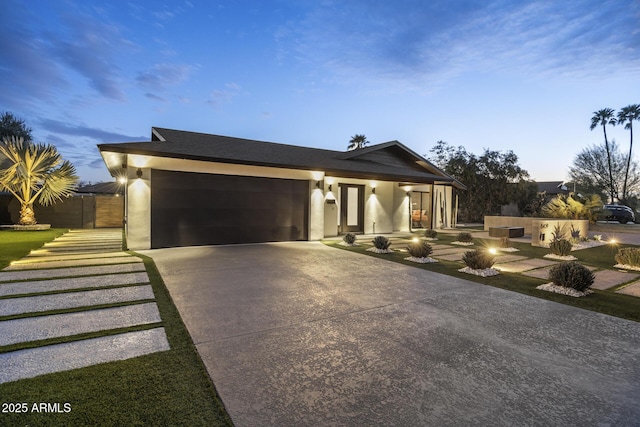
(616, 281), (640, 297)
(0, 285), (155, 316)
(3, 256), (141, 271)
(493, 254), (528, 264)
(31, 247), (121, 254)
(591, 270), (639, 290)
(0, 263), (146, 283)
(0, 327), (170, 384)
(494, 258), (557, 273)
(0, 302), (162, 346)
(25, 251), (131, 261)
(435, 253), (466, 261)
(522, 264), (598, 280)
(0, 272), (150, 297)
(432, 247), (469, 256)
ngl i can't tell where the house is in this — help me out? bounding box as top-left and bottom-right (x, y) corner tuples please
(98, 128), (465, 249)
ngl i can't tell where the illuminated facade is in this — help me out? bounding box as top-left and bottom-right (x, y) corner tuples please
(98, 128), (464, 249)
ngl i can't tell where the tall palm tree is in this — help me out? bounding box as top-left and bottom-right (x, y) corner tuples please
(347, 134), (368, 150)
(0, 136), (78, 225)
(590, 108), (617, 203)
(618, 104), (640, 201)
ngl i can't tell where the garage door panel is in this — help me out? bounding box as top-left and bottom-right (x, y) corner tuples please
(151, 170), (309, 248)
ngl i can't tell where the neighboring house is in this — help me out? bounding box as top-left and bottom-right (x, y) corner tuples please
(501, 181), (571, 216)
(98, 127), (465, 250)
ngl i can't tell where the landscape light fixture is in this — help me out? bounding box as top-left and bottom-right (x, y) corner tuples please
(136, 168), (143, 178)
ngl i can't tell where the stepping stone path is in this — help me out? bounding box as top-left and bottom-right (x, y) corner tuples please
(0, 229), (169, 384)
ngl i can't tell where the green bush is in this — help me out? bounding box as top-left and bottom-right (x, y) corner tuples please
(548, 262), (595, 292)
(424, 229), (438, 238)
(462, 249), (495, 270)
(372, 236), (392, 250)
(615, 247), (640, 267)
(343, 233), (356, 244)
(499, 237), (511, 248)
(406, 241), (433, 258)
(456, 232), (473, 243)
(549, 238), (573, 256)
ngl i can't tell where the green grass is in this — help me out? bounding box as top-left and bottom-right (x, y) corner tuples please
(0, 239), (233, 425)
(0, 228), (68, 269)
(325, 232), (640, 323)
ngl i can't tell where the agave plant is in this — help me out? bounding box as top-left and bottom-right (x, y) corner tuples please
(0, 136), (78, 225)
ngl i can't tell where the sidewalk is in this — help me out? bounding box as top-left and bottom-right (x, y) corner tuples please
(0, 229), (169, 384)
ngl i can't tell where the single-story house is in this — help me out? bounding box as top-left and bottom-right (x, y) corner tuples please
(98, 127), (465, 249)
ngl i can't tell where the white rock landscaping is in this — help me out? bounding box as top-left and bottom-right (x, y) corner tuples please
(367, 247), (394, 254)
(544, 254), (578, 261)
(536, 283), (594, 297)
(458, 267), (500, 277)
(404, 256), (438, 263)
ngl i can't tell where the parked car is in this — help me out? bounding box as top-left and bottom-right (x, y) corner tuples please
(600, 204), (635, 224)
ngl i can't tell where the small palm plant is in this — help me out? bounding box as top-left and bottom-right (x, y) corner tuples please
(0, 136), (78, 225)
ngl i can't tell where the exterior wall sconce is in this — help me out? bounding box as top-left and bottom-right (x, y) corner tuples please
(136, 168), (143, 178)
(328, 184), (332, 191)
(406, 191), (411, 197)
(315, 181), (321, 189)
(371, 187), (376, 194)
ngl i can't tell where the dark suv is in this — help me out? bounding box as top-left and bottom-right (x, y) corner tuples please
(601, 204), (635, 224)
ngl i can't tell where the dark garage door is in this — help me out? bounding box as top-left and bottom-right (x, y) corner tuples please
(151, 169), (309, 248)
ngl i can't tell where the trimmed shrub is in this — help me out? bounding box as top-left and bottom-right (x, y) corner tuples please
(462, 249), (495, 270)
(549, 239), (573, 256)
(424, 229), (438, 238)
(615, 247), (640, 267)
(456, 232), (473, 243)
(548, 262), (595, 292)
(372, 236), (392, 250)
(343, 233), (356, 244)
(407, 241), (433, 258)
(499, 237), (511, 248)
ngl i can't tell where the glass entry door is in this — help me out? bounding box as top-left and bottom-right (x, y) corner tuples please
(411, 191), (431, 229)
(339, 184), (364, 233)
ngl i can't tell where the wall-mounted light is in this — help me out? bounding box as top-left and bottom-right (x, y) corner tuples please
(117, 176), (127, 185)
(122, 163), (127, 169)
(371, 187), (376, 194)
(328, 184), (332, 191)
(315, 181), (322, 189)
(136, 168), (143, 179)
(406, 191), (411, 197)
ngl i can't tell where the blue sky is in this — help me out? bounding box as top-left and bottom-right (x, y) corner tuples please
(1, 0), (639, 183)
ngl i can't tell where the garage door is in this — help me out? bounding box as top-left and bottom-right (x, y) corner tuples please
(151, 169), (309, 248)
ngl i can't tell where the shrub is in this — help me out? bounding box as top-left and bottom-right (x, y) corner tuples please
(570, 225), (582, 242)
(456, 232), (473, 243)
(499, 237), (511, 248)
(372, 236), (391, 250)
(548, 262), (595, 292)
(424, 229), (438, 238)
(343, 233), (356, 244)
(615, 247), (640, 267)
(549, 239), (573, 256)
(407, 241), (433, 258)
(462, 249), (495, 270)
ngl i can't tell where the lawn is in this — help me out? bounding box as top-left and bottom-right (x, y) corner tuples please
(325, 232), (640, 323)
(0, 228), (68, 269)
(0, 232), (234, 426)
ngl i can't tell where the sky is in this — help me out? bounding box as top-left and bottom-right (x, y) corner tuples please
(1, 0), (639, 184)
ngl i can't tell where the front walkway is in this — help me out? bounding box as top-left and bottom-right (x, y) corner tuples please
(0, 229), (169, 384)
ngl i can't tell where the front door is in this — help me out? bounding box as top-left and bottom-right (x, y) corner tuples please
(339, 184), (364, 233)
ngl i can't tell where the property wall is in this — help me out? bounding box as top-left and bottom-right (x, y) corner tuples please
(531, 219), (589, 247)
(0, 194), (122, 228)
(484, 216), (590, 247)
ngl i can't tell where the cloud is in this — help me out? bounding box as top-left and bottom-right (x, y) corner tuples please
(205, 83), (242, 109)
(276, 0), (640, 89)
(136, 63), (192, 91)
(37, 118), (147, 143)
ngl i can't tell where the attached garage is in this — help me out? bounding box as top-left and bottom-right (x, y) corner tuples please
(150, 169), (309, 248)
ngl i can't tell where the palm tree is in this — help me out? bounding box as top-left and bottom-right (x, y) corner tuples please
(617, 104), (640, 201)
(347, 134), (368, 150)
(590, 108), (617, 203)
(0, 136), (78, 225)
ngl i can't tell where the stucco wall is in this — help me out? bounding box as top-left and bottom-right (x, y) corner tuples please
(484, 216), (590, 247)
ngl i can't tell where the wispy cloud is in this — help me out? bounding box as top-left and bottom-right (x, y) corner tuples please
(37, 118), (147, 142)
(206, 83), (242, 109)
(136, 63), (192, 91)
(277, 0), (640, 89)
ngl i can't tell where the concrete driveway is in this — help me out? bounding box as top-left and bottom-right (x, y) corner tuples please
(144, 242), (640, 426)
